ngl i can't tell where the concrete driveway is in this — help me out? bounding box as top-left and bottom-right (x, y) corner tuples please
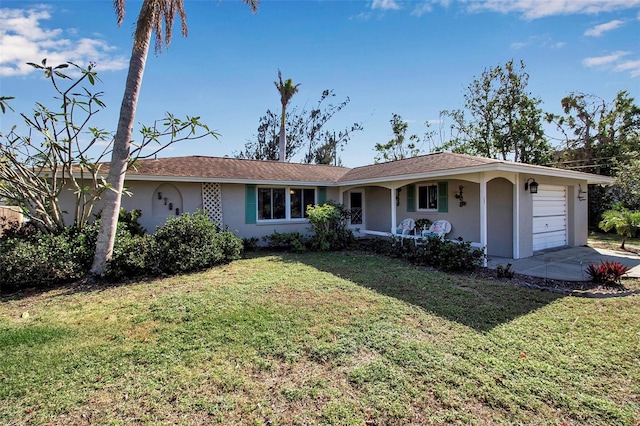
(486, 246), (640, 282)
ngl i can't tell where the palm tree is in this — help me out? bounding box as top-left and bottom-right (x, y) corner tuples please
(274, 70), (300, 162)
(599, 206), (640, 250)
(91, 0), (259, 275)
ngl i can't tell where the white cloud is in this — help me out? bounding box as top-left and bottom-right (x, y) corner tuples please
(584, 19), (625, 37)
(614, 60), (640, 77)
(0, 6), (127, 77)
(371, 0), (402, 11)
(583, 51), (640, 77)
(583, 50), (630, 67)
(465, 0), (640, 20)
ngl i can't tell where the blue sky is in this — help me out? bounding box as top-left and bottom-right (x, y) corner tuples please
(1, 0), (639, 167)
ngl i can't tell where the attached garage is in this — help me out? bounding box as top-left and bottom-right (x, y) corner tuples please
(532, 185), (567, 251)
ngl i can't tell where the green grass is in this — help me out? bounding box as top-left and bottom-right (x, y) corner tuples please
(1, 252), (638, 425)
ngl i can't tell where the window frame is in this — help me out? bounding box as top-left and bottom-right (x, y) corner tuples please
(256, 186), (317, 222)
(417, 183), (439, 211)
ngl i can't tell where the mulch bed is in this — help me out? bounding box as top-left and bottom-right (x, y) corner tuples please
(467, 267), (640, 298)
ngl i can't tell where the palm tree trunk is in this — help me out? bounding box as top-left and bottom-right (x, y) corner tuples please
(278, 106), (286, 162)
(91, 1), (153, 275)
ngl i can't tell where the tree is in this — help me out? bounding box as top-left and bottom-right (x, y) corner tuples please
(599, 205), (640, 250)
(90, 0), (259, 275)
(0, 60), (215, 234)
(274, 69), (300, 162)
(238, 89), (363, 164)
(611, 155), (640, 210)
(374, 113), (423, 163)
(546, 91), (640, 229)
(437, 60), (551, 165)
(546, 90), (640, 176)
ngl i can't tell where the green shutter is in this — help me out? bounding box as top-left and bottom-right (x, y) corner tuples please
(438, 182), (448, 213)
(245, 184), (257, 224)
(317, 186), (327, 204)
(406, 184), (416, 212)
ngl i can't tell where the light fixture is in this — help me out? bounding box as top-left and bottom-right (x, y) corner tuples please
(578, 184), (587, 201)
(524, 178), (539, 194)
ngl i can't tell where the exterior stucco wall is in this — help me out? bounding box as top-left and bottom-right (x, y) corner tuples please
(364, 186), (391, 232)
(393, 179), (481, 243)
(486, 178), (513, 257)
(58, 180), (204, 233)
(516, 174), (589, 257)
(222, 183), (321, 241)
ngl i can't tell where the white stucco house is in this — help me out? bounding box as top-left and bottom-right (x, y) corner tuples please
(60, 152), (614, 260)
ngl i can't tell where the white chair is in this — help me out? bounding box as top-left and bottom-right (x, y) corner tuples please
(394, 218), (416, 244)
(416, 220), (452, 245)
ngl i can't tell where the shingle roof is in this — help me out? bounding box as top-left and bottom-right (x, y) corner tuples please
(122, 156), (351, 183)
(339, 153), (499, 182)
(93, 152), (611, 185)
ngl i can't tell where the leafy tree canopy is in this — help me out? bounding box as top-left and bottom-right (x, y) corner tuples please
(374, 113), (430, 163)
(436, 59), (551, 165)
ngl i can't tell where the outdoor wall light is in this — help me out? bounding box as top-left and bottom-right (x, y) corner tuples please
(524, 178), (539, 194)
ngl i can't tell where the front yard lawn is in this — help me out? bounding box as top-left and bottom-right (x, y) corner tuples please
(1, 252), (638, 425)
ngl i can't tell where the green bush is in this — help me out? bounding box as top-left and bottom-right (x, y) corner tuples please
(0, 224), (98, 291)
(150, 210), (242, 274)
(263, 231), (307, 253)
(307, 201), (355, 251)
(106, 231), (157, 280)
(360, 235), (485, 272)
(0, 210), (243, 290)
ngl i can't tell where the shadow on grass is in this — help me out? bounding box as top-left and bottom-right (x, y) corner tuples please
(289, 251), (564, 333)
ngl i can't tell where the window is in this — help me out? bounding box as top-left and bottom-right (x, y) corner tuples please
(290, 188), (315, 219)
(418, 184), (438, 210)
(258, 188), (286, 220)
(257, 187), (315, 221)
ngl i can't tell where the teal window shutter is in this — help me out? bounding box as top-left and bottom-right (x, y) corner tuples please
(406, 184), (416, 212)
(245, 185), (257, 224)
(317, 186), (327, 204)
(438, 182), (448, 213)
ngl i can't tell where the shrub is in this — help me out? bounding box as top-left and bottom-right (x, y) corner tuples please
(360, 235), (485, 272)
(106, 231), (157, 280)
(496, 263), (515, 279)
(0, 224), (98, 291)
(585, 260), (631, 286)
(307, 201), (355, 251)
(263, 231), (307, 253)
(414, 218), (432, 233)
(151, 210), (241, 274)
(242, 236), (260, 252)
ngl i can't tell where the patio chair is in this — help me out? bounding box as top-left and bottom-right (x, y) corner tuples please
(394, 218), (416, 244)
(416, 219), (452, 245)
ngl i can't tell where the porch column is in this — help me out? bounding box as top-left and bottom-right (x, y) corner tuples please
(390, 185), (397, 233)
(479, 174), (487, 267)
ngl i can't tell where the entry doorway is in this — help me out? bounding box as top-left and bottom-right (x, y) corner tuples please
(349, 191), (364, 229)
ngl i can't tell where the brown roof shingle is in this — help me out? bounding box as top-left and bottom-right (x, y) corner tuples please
(338, 152), (499, 182)
(122, 156), (351, 183)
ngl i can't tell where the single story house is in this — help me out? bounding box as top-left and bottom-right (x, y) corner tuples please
(60, 152), (614, 260)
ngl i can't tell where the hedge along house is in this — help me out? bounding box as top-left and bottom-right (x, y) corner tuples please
(61, 152), (613, 260)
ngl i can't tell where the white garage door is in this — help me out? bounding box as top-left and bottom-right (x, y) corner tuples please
(532, 185), (567, 251)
